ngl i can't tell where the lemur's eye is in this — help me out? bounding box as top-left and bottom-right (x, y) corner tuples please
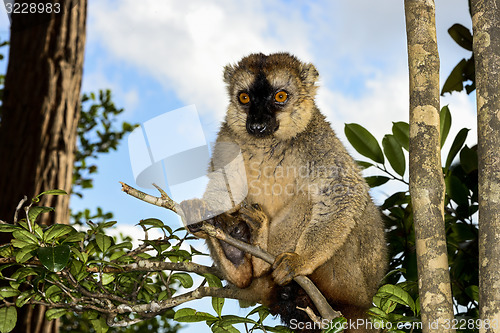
(239, 92), (250, 104)
(274, 90), (288, 103)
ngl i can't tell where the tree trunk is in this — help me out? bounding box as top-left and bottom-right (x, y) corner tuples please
(404, 0), (456, 332)
(470, 0), (500, 332)
(0, 0), (87, 332)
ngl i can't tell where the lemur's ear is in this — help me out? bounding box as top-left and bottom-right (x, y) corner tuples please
(223, 64), (236, 85)
(300, 63), (319, 86)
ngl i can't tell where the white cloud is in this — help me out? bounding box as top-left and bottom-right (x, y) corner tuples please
(317, 69), (409, 143)
(88, 0), (313, 123)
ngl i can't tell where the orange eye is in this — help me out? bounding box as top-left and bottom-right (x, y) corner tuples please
(275, 90), (288, 103)
(239, 92), (250, 104)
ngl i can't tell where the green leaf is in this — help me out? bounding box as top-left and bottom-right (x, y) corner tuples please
(0, 306), (17, 333)
(33, 189), (67, 203)
(100, 221), (117, 229)
(367, 306), (388, 320)
(465, 285), (479, 302)
(355, 161), (373, 170)
(219, 314), (258, 325)
(14, 245), (38, 263)
(171, 273), (193, 288)
(37, 245), (71, 272)
(376, 284), (416, 313)
(382, 135), (405, 177)
(45, 308), (68, 321)
(174, 308), (217, 322)
(263, 325), (292, 332)
(365, 176), (390, 188)
(90, 316), (108, 333)
(211, 321), (239, 333)
(440, 105), (452, 148)
(16, 290), (35, 308)
(345, 123), (384, 164)
(71, 248), (88, 263)
(441, 59), (468, 96)
(27, 206), (54, 224)
(448, 24), (473, 51)
(45, 285), (62, 300)
(204, 274), (224, 316)
(212, 297), (224, 318)
(392, 122), (409, 151)
(101, 273), (115, 285)
(445, 128), (469, 169)
(0, 245), (13, 258)
(381, 192), (409, 210)
(0, 225), (21, 233)
(445, 175), (470, 206)
(373, 293), (397, 314)
(61, 231), (85, 244)
(204, 274), (223, 288)
(109, 250), (126, 261)
(158, 290), (169, 301)
(459, 145), (478, 173)
(450, 222), (476, 242)
(12, 229), (38, 245)
(247, 305), (270, 322)
(0, 287), (21, 299)
(139, 218), (165, 228)
(11, 267), (39, 280)
(95, 234), (112, 253)
(106, 242), (133, 253)
(43, 224), (75, 243)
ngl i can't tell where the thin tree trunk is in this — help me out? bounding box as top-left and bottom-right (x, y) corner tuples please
(471, 0), (500, 332)
(404, 0), (456, 332)
(0, 0), (87, 332)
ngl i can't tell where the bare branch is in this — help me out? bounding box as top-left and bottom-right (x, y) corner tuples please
(13, 195), (28, 224)
(120, 182), (180, 215)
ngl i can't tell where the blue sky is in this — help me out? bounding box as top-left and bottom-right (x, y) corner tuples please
(0, 0), (477, 331)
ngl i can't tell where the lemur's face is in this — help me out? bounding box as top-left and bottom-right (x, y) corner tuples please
(223, 53), (319, 141)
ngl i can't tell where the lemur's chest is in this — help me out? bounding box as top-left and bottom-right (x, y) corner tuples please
(243, 149), (301, 217)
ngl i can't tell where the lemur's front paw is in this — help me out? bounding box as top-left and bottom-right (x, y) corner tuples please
(272, 252), (311, 286)
(237, 201), (268, 235)
(179, 198), (214, 237)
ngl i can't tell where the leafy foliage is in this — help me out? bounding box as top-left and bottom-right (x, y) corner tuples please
(1, 191), (302, 333)
(0, 192), (199, 333)
(346, 107), (479, 332)
(441, 2), (475, 96)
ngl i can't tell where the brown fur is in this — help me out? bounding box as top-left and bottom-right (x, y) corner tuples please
(181, 53), (387, 332)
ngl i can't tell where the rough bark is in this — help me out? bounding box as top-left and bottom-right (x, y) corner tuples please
(404, 0), (456, 332)
(0, 0), (87, 332)
(470, 0), (500, 332)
